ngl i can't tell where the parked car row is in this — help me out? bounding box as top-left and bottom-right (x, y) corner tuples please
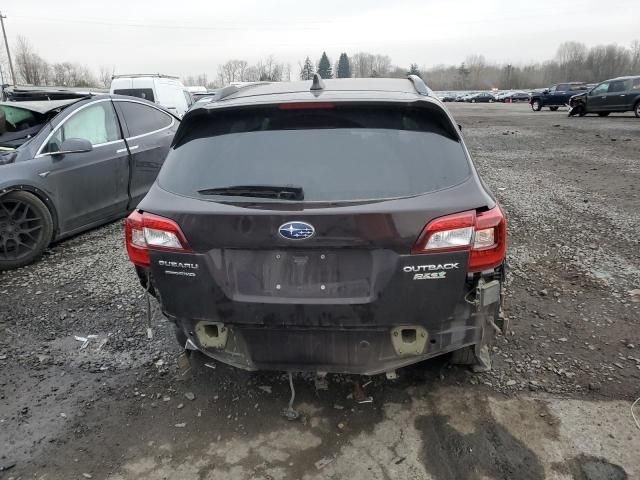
(438, 90), (532, 103)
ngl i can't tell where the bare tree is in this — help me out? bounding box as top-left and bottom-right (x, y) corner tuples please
(99, 65), (114, 88)
(15, 36), (49, 85)
(217, 59), (249, 85)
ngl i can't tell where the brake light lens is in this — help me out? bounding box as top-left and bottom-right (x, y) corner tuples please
(278, 102), (336, 110)
(412, 206), (506, 272)
(125, 211), (190, 267)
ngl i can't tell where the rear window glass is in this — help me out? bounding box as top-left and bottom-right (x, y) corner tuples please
(113, 88), (155, 102)
(119, 101), (172, 137)
(159, 105), (471, 202)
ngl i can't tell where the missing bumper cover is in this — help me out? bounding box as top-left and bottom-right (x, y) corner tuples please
(195, 321), (228, 349)
(390, 326), (428, 356)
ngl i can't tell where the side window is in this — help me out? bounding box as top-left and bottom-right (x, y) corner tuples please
(113, 88), (155, 102)
(591, 83), (609, 95)
(119, 101), (172, 137)
(549, 85), (557, 93)
(45, 101), (121, 153)
(607, 81), (626, 93)
(556, 84), (568, 91)
(632, 78), (640, 90)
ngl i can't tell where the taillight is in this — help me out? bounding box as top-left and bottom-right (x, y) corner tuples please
(412, 206), (506, 272)
(125, 211), (190, 267)
(469, 206), (507, 272)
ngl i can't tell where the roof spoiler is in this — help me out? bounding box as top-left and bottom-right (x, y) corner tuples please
(214, 82), (271, 102)
(408, 75), (431, 96)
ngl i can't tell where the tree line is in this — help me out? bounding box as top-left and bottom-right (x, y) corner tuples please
(7, 36), (640, 91)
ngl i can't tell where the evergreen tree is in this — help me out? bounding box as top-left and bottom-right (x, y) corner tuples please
(336, 53), (351, 78)
(317, 52), (333, 79)
(407, 63), (422, 78)
(300, 57), (315, 80)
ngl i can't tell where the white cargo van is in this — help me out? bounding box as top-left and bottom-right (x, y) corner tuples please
(110, 74), (193, 117)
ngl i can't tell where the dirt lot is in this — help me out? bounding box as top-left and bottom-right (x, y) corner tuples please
(1, 103), (639, 480)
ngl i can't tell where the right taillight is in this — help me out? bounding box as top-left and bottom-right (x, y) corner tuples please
(412, 206), (506, 272)
(125, 211), (190, 267)
(469, 206), (506, 272)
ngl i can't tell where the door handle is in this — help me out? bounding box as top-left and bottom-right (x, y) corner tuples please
(128, 145), (139, 151)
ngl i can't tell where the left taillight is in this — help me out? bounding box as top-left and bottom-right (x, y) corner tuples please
(125, 211), (190, 267)
(411, 206), (506, 272)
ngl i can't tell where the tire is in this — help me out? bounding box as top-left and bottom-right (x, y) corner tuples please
(450, 346), (477, 365)
(598, 112), (610, 117)
(489, 99), (494, 103)
(635, 102), (640, 118)
(0, 191), (53, 270)
(471, 99), (476, 103)
(549, 106), (559, 111)
(531, 99), (542, 111)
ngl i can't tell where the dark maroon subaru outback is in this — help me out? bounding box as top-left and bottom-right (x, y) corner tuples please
(125, 75), (507, 375)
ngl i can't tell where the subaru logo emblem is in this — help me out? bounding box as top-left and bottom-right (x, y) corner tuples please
(278, 221), (315, 240)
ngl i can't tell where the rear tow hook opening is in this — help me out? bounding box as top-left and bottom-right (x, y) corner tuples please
(194, 321), (228, 349)
(390, 326), (428, 356)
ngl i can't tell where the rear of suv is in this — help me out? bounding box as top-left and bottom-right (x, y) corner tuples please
(125, 75), (507, 375)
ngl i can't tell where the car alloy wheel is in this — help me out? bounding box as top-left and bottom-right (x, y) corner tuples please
(531, 100), (540, 111)
(0, 194), (47, 264)
(635, 102), (640, 118)
(0, 191), (53, 270)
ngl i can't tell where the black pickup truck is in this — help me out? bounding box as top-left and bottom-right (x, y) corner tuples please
(529, 82), (588, 111)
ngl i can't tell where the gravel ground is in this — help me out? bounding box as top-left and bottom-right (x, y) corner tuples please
(1, 102), (639, 479)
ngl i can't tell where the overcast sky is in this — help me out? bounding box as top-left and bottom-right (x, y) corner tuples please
(2, 0), (639, 79)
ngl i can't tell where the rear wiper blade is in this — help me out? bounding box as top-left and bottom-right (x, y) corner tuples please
(197, 185), (304, 201)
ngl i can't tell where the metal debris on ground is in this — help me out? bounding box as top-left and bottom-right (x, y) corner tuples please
(281, 372), (299, 421)
(74, 335), (98, 349)
(258, 385), (272, 394)
(314, 373), (329, 391)
(352, 380), (373, 404)
(0, 463), (16, 472)
(314, 456), (334, 470)
(184, 392), (195, 401)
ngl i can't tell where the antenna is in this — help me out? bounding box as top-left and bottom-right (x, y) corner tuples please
(310, 73), (325, 91)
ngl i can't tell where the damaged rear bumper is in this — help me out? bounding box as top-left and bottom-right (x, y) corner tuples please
(170, 281), (501, 375)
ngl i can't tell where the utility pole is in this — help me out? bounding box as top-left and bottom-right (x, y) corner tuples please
(0, 12), (16, 85)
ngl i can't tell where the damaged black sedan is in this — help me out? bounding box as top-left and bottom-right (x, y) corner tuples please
(0, 95), (179, 270)
(126, 76), (507, 375)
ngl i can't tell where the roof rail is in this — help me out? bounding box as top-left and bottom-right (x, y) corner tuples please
(310, 73), (325, 91)
(407, 75), (431, 96)
(111, 73), (180, 80)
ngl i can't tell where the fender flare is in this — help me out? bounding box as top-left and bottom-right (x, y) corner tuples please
(0, 184), (60, 238)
